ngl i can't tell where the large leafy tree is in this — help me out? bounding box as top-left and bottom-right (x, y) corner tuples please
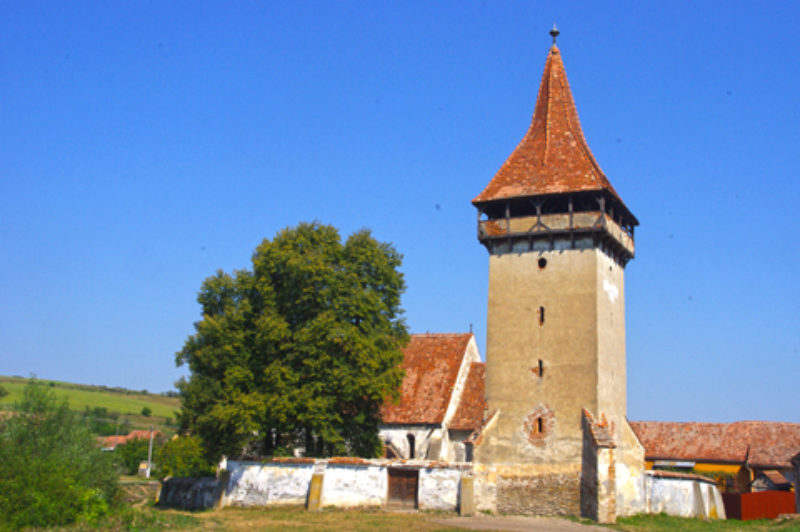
(177, 222), (408, 459)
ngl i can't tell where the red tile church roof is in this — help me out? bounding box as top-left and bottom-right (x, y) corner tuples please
(449, 362), (486, 431)
(381, 333), (472, 425)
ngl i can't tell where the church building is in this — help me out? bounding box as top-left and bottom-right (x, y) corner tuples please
(469, 27), (646, 520)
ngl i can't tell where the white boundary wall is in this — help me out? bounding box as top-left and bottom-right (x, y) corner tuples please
(219, 459), (469, 510)
(196, 459), (726, 520)
(644, 472), (726, 519)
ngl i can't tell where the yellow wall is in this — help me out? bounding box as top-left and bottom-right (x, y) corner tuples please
(645, 460), (741, 474)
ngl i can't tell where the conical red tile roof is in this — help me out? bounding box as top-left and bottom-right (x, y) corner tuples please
(473, 45), (623, 205)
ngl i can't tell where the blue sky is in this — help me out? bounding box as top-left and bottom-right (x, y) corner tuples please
(1, 1), (798, 422)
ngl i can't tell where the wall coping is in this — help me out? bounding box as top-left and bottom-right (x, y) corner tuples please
(646, 470), (717, 485)
(227, 457), (472, 470)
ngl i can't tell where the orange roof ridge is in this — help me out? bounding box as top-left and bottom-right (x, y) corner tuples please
(473, 44), (622, 205)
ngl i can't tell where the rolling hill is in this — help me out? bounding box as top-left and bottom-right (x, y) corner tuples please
(0, 375), (180, 435)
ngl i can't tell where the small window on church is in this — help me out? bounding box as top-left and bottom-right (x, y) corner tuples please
(538, 258), (547, 269)
(407, 434), (415, 459)
(538, 359), (544, 377)
(538, 306), (545, 325)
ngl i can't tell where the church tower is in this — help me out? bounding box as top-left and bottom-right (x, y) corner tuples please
(471, 29), (644, 521)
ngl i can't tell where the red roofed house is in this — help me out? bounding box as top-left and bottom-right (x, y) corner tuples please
(100, 429), (163, 451)
(380, 333), (485, 462)
(630, 421), (800, 493)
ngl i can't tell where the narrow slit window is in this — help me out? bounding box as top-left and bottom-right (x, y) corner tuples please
(538, 359), (544, 377)
(407, 434), (415, 459)
(538, 306), (545, 325)
(537, 417), (544, 433)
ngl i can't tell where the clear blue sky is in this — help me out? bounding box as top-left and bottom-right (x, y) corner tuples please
(2, 1), (798, 422)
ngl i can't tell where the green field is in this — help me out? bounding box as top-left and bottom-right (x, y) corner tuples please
(0, 375), (180, 433)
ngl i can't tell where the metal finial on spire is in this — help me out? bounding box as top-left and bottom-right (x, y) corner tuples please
(549, 23), (560, 45)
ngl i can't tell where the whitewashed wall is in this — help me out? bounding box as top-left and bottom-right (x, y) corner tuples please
(645, 472), (726, 519)
(219, 459), (468, 510)
(322, 464), (386, 507)
(221, 460), (314, 507)
(419, 467), (461, 510)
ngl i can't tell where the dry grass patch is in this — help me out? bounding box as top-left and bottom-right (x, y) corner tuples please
(164, 505), (468, 531)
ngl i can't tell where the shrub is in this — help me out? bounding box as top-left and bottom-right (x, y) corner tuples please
(141, 406), (152, 417)
(114, 434), (164, 475)
(156, 436), (215, 478)
(0, 380), (118, 529)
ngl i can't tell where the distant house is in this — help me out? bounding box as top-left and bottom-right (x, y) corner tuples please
(379, 333), (485, 462)
(99, 429), (163, 451)
(752, 470), (792, 492)
(630, 421), (800, 493)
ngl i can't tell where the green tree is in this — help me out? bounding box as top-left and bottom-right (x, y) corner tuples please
(157, 436), (215, 478)
(141, 406), (152, 417)
(0, 380), (118, 529)
(0, 385), (7, 400)
(177, 222), (408, 460)
(114, 435), (164, 475)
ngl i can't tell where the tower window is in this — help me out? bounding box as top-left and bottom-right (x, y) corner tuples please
(538, 306), (545, 325)
(538, 257), (547, 269)
(537, 417), (544, 433)
(538, 359), (544, 377)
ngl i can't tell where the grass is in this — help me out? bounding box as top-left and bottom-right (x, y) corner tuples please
(613, 514), (800, 531)
(0, 375), (180, 433)
(49, 505), (474, 531)
(160, 506), (470, 531)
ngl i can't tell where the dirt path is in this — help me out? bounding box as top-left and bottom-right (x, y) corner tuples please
(429, 515), (607, 531)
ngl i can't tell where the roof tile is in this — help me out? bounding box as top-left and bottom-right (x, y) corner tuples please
(449, 362), (486, 431)
(381, 333), (472, 425)
(473, 45), (623, 206)
(630, 421), (800, 468)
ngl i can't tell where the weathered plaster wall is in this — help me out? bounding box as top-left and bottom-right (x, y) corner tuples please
(476, 243), (646, 519)
(596, 250), (626, 422)
(419, 467), (461, 510)
(645, 473), (726, 519)
(221, 460), (314, 507)
(480, 249), (599, 463)
(615, 420), (646, 516)
(218, 459), (468, 510)
(321, 464), (386, 507)
(477, 248), (609, 515)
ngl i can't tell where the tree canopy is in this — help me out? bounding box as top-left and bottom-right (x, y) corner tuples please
(176, 222), (408, 459)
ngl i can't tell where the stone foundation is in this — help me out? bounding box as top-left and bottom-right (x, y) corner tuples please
(496, 472), (581, 516)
